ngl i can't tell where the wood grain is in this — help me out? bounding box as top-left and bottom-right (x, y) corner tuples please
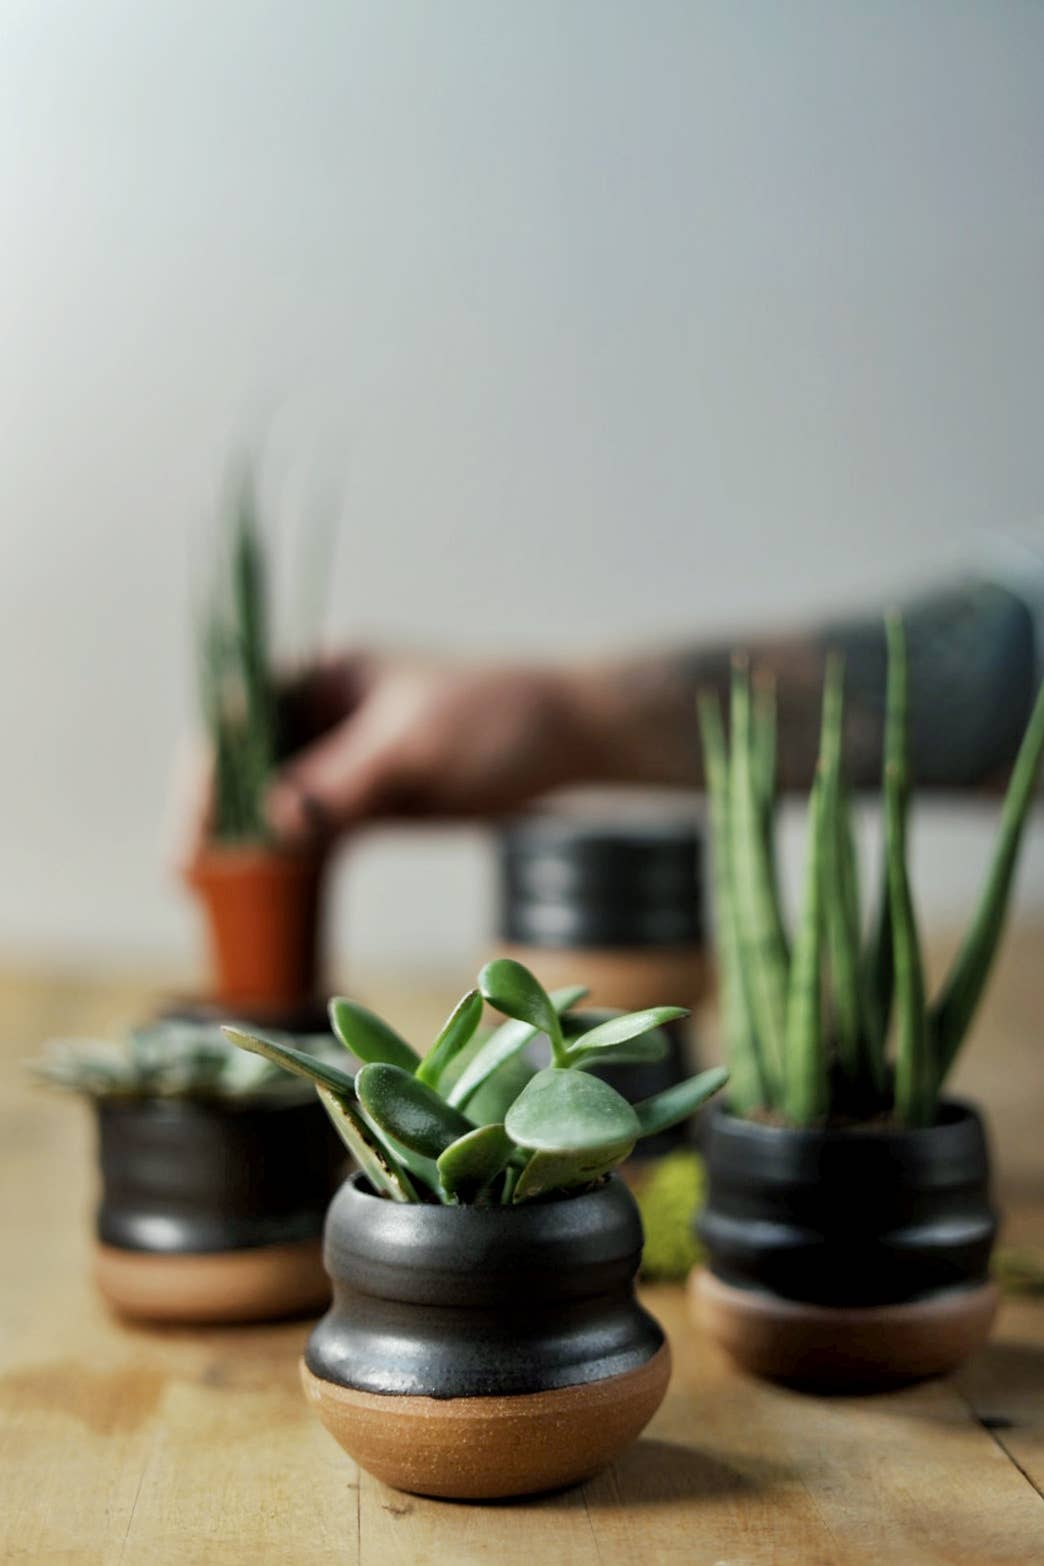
(2, 927), (1043, 1564)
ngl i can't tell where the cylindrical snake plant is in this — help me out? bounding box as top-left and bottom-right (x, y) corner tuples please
(699, 617), (1044, 1127)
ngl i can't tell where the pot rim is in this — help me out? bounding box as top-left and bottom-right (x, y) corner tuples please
(708, 1095), (983, 1148)
(183, 839), (326, 880)
(94, 1090), (316, 1120)
(337, 1165), (623, 1221)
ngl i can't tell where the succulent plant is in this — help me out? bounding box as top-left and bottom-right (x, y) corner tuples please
(199, 466), (334, 844)
(225, 961), (728, 1204)
(699, 616), (1044, 1128)
(29, 1019), (341, 1103)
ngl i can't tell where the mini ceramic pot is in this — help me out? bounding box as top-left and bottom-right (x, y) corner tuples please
(302, 1173), (672, 1498)
(495, 814), (707, 1157)
(184, 843), (326, 1016)
(94, 1096), (344, 1323)
(692, 1100), (999, 1389)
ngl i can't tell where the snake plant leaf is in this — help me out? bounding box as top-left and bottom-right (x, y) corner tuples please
(819, 655), (864, 1088)
(355, 1063), (475, 1159)
(511, 1142), (634, 1203)
(633, 1066), (730, 1139)
(316, 1085), (417, 1202)
(222, 1027), (358, 1099)
(479, 959), (567, 1057)
(781, 770), (830, 1124)
(698, 690), (768, 1114)
(565, 1006), (688, 1058)
(328, 998), (420, 1072)
(931, 679), (1044, 1083)
(414, 989), (484, 1087)
(436, 1124), (515, 1203)
(729, 658), (788, 1098)
(447, 985), (588, 1109)
(504, 1067), (639, 1153)
(883, 618), (934, 1127)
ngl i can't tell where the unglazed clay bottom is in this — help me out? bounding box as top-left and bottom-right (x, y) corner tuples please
(95, 1238), (330, 1324)
(301, 1342), (672, 1499)
(692, 1269), (998, 1390)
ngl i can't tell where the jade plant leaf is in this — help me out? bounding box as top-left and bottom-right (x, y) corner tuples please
(447, 985), (587, 1109)
(633, 1067), (730, 1140)
(479, 959), (567, 1054)
(222, 1027), (358, 1099)
(414, 990), (484, 1088)
(437, 1123), (515, 1203)
(512, 1142), (634, 1203)
(461, 1052), (537, 1124)
(505, 1067), (640, 1153)
(316, 1085), (418, 1202)
(355, 1062), (475, 1159)
(571, 1035), (670, 1070)
(565, 1006), (688, 1058)
(328, 998), (419, 1072)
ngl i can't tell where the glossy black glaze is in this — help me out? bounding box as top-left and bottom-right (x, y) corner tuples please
(96, 1096), (344, 1254)
(306, 1173), (665, 1398)
(497, 815), (703, 948)
(697, 1100), (997, 1308)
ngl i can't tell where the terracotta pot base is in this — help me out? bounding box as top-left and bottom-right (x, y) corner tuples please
(95, 1239), (330, 1325)
(300, 1342), (672, 1498)
(691, 1269), (998, 1389)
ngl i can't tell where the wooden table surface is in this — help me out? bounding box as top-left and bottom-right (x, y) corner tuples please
(2, 927), (1043, 1565)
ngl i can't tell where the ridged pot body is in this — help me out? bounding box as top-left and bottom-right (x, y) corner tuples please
(307, 1173), (664, 1398)
(96, 1096), (343, 1255)
(697, 1100), (998, 1308)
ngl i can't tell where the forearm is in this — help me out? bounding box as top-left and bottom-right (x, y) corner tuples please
(568, 580), (1037, 793)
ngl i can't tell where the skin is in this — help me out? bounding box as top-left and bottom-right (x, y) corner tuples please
(177, 582), (1035, 855)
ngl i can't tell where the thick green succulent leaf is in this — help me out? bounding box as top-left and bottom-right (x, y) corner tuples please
(447, 985), (587, 1109)
(565, 1006), (687, 1057)
(571, 1034), (670, 1071)
(414, 989), (483, 1087)
(327, 997), (419, 1072)
(436, 1123), (515, 1203)
(633, 1066), (730, 1139)
(462, 1053), (537, 1124)
(355, 1063), (474, 1159)
(479, 959), (567, 1055)
(316, 1085), (417, 1202)
(222, 1027), (358, 1098)
(512, 1142), (633, 1203)
(504, 1067), (639, 1153)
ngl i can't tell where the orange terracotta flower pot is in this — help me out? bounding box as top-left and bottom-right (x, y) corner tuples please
(185, 844), (327, 1016)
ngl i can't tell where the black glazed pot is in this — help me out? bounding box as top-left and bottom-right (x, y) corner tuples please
(94, 1096), (344, 1324)
(692, 1100), (1000, 1388)
(301, 1173), (672, 1498)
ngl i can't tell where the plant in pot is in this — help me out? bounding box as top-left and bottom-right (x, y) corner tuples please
(692, 618), (1044, 1389)
(184, 473), (328, 1026)
(30, 1020), (345, 1323)
(226, 961), (728, 1499)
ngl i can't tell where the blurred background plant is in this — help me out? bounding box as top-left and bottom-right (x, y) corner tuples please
(29, 1019), (340, 1102)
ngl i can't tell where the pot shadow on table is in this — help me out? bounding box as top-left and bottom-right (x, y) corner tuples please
(587, 1436), (783, 1508)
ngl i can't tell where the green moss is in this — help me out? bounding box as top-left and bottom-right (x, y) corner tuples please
(636, 1150), (707, 1282)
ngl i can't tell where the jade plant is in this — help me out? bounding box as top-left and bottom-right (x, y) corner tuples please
(30, 1020), (340, 1102)
(699, 615), (1044, 1128)
(225, 962), (728, 1204)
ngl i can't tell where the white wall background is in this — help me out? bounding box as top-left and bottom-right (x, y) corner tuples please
(0, 0), (1042, 978)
